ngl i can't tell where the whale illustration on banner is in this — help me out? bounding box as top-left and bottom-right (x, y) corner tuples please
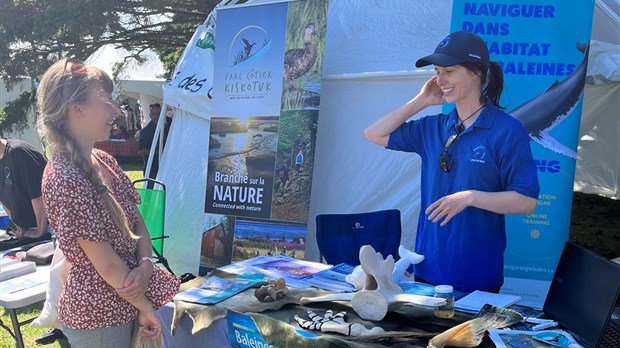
(509, 44), (589, 159)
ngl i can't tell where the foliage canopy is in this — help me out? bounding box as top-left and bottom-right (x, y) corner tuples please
(0, 0), (225, 133)
(0, 0), (220, 87)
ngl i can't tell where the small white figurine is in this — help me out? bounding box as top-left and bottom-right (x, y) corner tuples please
(392, 245), (425, 284)
(345, 245), (425, 290)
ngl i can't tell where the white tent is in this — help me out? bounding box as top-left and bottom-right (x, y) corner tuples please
(85, 44), (166, 124)
(155, 0), (619, 275)
(1, 45), (167, 147)
(574, 0), (620, 199)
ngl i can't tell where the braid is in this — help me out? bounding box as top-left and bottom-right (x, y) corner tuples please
(64, 135), (138, 240)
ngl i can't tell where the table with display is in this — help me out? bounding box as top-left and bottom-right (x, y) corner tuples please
(0, 264), (50, 348)
(157, 266), (497, 348)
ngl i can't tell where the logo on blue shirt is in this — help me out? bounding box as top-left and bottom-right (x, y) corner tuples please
(471, 146), (487, 163)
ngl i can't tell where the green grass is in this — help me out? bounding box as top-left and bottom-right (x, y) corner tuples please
(0, 303), (69, 347)
(0, 159), (142, 347)
(119, 158), (145, 183)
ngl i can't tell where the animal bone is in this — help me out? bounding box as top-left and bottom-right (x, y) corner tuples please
(254, 278), (289, 302)
(301, 245), (445, 321)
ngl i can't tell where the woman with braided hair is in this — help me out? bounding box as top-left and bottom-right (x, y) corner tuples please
(37, 59), (179, 347)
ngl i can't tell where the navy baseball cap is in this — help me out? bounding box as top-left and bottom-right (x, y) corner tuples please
(416, 31), (490, 69)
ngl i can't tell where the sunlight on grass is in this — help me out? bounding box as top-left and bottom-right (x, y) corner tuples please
(119, 159), (144, 183)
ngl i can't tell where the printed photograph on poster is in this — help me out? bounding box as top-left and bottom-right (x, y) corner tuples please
(271, 110), (318, 222)
(199, 214), (235, 274)
(232, 218), (307, 261)
(281, 0), (327, 110)
(212, 2), (288, 117)
(205, 116), (278, 219)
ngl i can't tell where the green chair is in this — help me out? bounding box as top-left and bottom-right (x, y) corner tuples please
(132, 178), (174, 275)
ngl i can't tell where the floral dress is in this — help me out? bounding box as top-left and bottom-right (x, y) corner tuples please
(43, 149), (179, 329)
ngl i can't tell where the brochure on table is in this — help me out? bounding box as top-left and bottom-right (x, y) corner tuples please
(174, 273), (266, 304)
(239, 255), (330, 288)
(489, 329), (581, 348)
(304, 263), (356, 292)
(454, 290), (521, 314)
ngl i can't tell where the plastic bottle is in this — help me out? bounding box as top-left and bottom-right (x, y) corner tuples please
(434, 285), (455, 318)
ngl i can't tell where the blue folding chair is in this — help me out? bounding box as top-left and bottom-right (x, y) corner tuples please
(315, 209), (402, 266)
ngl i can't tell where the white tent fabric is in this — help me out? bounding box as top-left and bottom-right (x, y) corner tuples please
(162, 24), (215, 119)
(86, 44), (165, 124)
(305, 0), (451, 261)
(575, 83), (620, 199)
(156, 109), (211, 274)
(156, 0), (619, 273)
(86, 44), (165, 82)
(574, 0), (620, 199)
(156, 22), (215, 274)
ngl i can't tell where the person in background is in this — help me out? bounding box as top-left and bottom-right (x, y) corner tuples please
(37, 59), (179, 347)
(137, 103), (171, 183)
(275, 163), (290, 194)
(294, 149), (304, 174)
(365, 31), (540, 293)
(0, 137), (50, 240)
(0, 137), (66, 343)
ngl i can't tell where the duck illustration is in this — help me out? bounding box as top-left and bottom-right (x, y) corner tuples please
(283, 23), (318, 89)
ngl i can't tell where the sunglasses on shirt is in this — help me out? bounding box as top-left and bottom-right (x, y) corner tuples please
(439, 133), (458, 172)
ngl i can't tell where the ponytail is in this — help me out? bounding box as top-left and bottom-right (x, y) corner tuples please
(484, 62), (504, 109)
(462, 61), (505, 109)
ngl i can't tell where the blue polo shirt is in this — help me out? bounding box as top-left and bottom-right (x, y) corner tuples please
(387, 99), (539, 292)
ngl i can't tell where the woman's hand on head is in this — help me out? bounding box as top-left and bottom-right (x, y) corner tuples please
(418, 76), (445, 106)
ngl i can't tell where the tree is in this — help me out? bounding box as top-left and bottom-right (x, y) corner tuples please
(0, 0), (223, 88)
(0, 0), (232, 134)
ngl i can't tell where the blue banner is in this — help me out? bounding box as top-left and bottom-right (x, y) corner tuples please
(450, 0), (595, 306)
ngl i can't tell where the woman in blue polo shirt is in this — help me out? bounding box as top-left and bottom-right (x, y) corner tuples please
(364, 31), (540, 293)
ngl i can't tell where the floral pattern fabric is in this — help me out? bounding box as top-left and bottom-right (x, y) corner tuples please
(43, 149), (179, 330)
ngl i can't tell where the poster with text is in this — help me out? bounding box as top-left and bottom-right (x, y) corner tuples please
(450, 0), (595, 306)
(205, 0), (328, 264)
(206, 0), (327, 225)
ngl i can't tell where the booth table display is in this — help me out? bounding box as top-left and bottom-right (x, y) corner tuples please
(164, 262), (497, 348)
(94, 139), (139, 157)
